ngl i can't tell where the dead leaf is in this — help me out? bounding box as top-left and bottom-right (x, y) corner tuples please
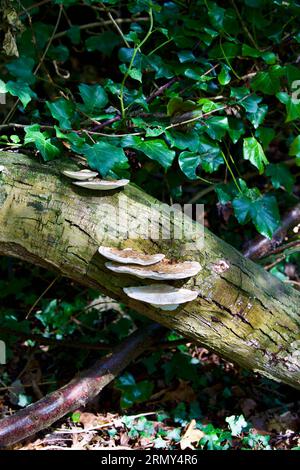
(180, 419), (204, 450)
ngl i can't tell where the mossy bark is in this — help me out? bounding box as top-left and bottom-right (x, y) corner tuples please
(0, 152), (300, 389)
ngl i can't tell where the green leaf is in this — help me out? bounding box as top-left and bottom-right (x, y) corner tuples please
(177, 50), (195, 63)
(276, 92), (300, 122)
(6, 56), (36, 84)
(78, 83), (108, 115)
(24, 124), (60, 161)
(82, 141), (128, 177)
(198, 136), (224, 173)
(242, 44), (261, 58)
(205, 116), (229, 141)
(5, 81), (36, 108)
(85, 31), (120, 56)
(165, 130), (200, 152)
(46, 98), (75, 129)
(289, 135), (300, 158)
(201, 151), (224, 173)
(243, 137), (269, 174)
(255, 127), (275, 150)
(262, 52), (277, 65)
(232, 191), (280, 238)
(218, 65), (231, 85)
(137, 139), (175, 170)
(178, 151), (201, 180)
(124, 137), (176, 170)
(251, 66), (284, 95)
(116, 372), (154, 409)
(247, 104), (268, 128)
(228, 118), (245, 143)
(265, 163), (295, 193)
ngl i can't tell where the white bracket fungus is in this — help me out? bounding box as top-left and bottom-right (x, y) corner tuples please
(106, 260), (201, 280)
(98, 246), (165, 266)
(73, 179), (129, 190)
(123, 284), (198, 311)
(62, 169), (99, 180)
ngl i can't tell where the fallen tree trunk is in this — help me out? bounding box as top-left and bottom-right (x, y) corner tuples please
(0, 152), (299, 389)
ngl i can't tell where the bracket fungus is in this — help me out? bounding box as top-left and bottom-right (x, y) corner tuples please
(123, 284), (198, 311)
(73, 179), (129, 190)
(98, 246), (165, 266)
(62, 169), (99, 180)
(106, 260), (201, 280)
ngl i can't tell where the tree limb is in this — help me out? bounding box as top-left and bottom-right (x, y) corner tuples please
(0, 323), (165, 447)
(243, 203), (300, 259)
(0, 152), (299, 389)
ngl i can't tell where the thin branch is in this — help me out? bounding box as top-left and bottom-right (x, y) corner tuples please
(26, 275), (60, 319)
(243, 203), (300, 259)
(0, 323), (165, 447)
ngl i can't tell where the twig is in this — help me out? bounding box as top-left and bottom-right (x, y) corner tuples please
(26, 276), (60, 319)
(147, 77), (180, 104)
(0, 323), (165, 447)
(100, 2), (130, 48)
(243, 203), (300, 259)
(53, 18), (148, 40)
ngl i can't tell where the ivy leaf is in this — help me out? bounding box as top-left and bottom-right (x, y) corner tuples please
(198, 136), (224, 173)
(228, 118), (245, 144)
(265, 163), (295, 193)
(2, 80), (36, 108)
(85, 31), (120, 56)
(289, 135), (300, 159)
(255, 127), (275, 150)
(247, 104), (268, 128)
(218, 65), (231, 85)
(124, 137), (175, 170)
(201, 152), (224, 173)
(78, 83), (108, 115)
(178, 151), (201, 179)
(6, 56), (36, 84)
(276, 92), (300, 123)
(232, 190), (280, 238)
(46, 98), (75, 129)
(24, 124), (60, 161)
(251, 66), (283, 95)
(82, 141), (128, 177)
(226, 415), (248, 437)
(165, 129), (200, 152)
(243, 137), (269, 174)
(205, 116), (229, 141)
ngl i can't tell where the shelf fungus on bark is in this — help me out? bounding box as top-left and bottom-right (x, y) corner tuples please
(106, 259), (201, 280)
(73, 179), (130, 190)
(98, 246), (165, 266)
(62, 169), (99, 180)
(123, 284), (198, 311)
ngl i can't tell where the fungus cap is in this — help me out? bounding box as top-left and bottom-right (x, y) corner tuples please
(98, 246), (165, 266)
(73, 179), (129, 190)
(62, 169), (98, 180)
(123, 284), (198, 311)
(106, 260), (201, 280)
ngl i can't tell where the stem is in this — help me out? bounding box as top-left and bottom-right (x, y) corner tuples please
(119, 8), (154, 119)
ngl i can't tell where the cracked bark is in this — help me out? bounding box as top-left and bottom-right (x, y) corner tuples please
(0, 152), (300, 389)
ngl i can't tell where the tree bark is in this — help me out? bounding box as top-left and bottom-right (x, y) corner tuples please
(0, 152), (299, 389)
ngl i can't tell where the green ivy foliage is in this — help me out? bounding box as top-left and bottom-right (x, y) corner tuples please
(0, 0), (299, 238)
